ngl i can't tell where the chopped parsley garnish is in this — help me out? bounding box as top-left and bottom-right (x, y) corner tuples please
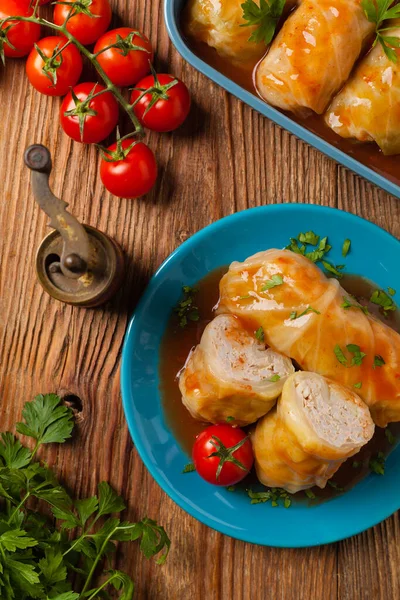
(322, 260), (344, 279)
(241, 0), (286, 45)
(290, 306), (320, 320)
(226, 486), (236, 492)
(239, 294), (251, 300)
(306, 237), (332, 263)
(247, 487), (292, 507)
(347, 344), (367, 367)
(226, 416), (235, 423)
(268, 374), (281, 382)
(255, 326), (265, 343)
(369, 452), (385, 475)
(327, 480), (344, 492)
(341, 297), (369, 315)
(388, 287), (396, 296)
(304, 489), (316, 500)
(373, 355), (386, 369)
(354, 382), (362, 389)
(385, 428), (396, 445)
(342, 239), (351, 257)
(361, 0), (400, 63)
(370, 289), (396, 316)
(334, 344), (348, 366)
(298, 231), (320, 245)
(175, 286), (200, 328)
(182, 463), (196, 474)
(286, 238), (306, 255)
(261, 274), (284, 291)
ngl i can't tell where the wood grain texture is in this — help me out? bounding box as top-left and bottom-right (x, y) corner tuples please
(0, 1), (399, 599)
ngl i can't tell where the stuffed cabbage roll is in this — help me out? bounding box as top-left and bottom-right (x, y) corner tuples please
(184, 0), (297, 63)
(253, 372), (374, 492)
(179, 314), (294, 426)
(325, 21), (400, 155)
(255, 0), (374, 114)
(218, 249), (400, 427)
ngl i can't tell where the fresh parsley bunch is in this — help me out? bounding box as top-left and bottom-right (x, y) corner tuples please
(0, 394), (170, 600)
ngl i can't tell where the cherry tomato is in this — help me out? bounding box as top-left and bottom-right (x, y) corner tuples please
(53, 0), (111, 46)
(93, 27), (153, 87)
(26, 36), (83, 96)
(100, 138), (157, 198)
(60, 82), (119, 144)
(192, 424), (254, 486)
(0, 0), (41, 58)
(131, 73), (191, 132)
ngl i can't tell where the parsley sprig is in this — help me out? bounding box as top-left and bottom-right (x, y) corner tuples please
(174, 285), (200, 328)
(0, 394), (170, 600)
(361, 0), (400, 63)
(241, 0), (286, 45)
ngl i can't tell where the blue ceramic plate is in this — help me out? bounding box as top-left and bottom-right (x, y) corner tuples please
(121, 204), (400, 547)
(164, 0), (400, 199)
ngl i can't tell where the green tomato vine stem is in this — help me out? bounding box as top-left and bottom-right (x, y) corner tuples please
(1, 14), (145, 138)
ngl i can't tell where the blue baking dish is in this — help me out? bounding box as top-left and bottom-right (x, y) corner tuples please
(164, 0), (400, 199)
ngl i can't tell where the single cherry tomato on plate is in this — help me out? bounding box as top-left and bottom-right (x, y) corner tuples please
(26, 36), (83, 96)
(130, 70), (191, 132)
(53, 0), (111, 46)
(93, 27), (153, 87)
(100, 136), (157, 198)
(60, 82), (119, 144)
(192, 424), (254, 486)
(0, 0), (41, 58)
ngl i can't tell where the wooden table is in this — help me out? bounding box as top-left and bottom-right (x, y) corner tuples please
(0, 1), (399, 598)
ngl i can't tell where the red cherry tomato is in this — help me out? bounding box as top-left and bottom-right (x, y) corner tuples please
(53, 0), (111, 46)
(60, 82), (119, 144)
(26, 36), (83, 96)
(192, 424), (254, 486)
(100, 138), (157, 198)
(131, 73), (191, 132)
(93, 27), (153, 87)
(0, 0), (41, 58)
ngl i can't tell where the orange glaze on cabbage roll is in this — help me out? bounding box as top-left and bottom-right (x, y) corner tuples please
(184, 0), (297, 63)
(255, 0), (374, 115)
(325, 21), (400, 155)
(217, 249), (400, 427)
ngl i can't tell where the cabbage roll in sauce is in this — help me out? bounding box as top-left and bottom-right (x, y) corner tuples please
(253, 372), (375, 493)
(179, 314), (294, 426)
(325, 21), (400, 155)
(218, 249), (400, 427)
(255, 0), (374, 115)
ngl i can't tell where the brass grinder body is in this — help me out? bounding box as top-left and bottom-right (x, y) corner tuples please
(25, 144), (125, 307)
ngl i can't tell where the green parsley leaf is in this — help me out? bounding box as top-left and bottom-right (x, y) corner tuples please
(247, 487), (292, 507)
(0, 529), (38, 552)
(341, 297), (369, 315)
(226, 416), (235, 423)
(354, 382), (363, 389)
(16, 394), (74, 445)
(305, 489), (316, 499)
(342, 238), (351, 257)
(373, 355), (386, 369)
(362, 0), (400, 63)
(182, 463), (196, 473)
(226, 486), (235, 492)
(346, 344), (367, 367)
(286, 238), (306, 255)
(38, 549), (67, 587)
(298, 231), (320, 245)
(102, 569), (135, 600)
(0, 432), (31, 469)
(370, 289), (396, 314)
(261, 274), (284, 291)
(369, 452), (385, 475)
(334, 344), (348, 366)
(289, 306), (320, 320)
(75, 496), (99, 527)
(327, 480), (344, 492)
(97, 481), (126, 516)
(388, 287), (396, 296)
(322, 261), (344, 279)
(135, 518), (171, 565)
(174, 286), (200, 328)
(268, 374), (281, 382)
(385, 428), (396, 445)
(255, 326), (265, 343)
(241, 0), (286, 46)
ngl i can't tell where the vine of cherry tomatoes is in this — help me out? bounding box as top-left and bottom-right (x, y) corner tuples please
(0, 0), (191, 199)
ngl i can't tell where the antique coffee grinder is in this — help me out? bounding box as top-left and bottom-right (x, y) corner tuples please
(24, 144), (125, 307)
